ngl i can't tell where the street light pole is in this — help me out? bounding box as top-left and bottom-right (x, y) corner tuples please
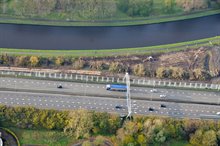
(123, 72), (132, 119)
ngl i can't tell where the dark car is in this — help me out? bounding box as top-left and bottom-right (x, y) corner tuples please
(160, 104), (166, 108)
(57, 85), (63, 89)
(115, 105), (123, 109)
(148, 107), (154, 111)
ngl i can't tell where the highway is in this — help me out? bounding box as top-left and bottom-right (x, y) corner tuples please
(0, 91), (220, 119)
(0, 77), (220, 105)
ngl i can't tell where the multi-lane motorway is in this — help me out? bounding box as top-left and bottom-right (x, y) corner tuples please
(0, 77), (220, 104)
(0, 77), (220, 119)
(0, 91), (220, 119)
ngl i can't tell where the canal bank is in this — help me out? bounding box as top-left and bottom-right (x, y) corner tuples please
(0, 9), (219, 27)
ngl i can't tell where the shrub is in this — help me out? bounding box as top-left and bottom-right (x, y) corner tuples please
(29, 56), (39, 67)
(73, 59), (86, 70)
(109, 62), (126, 73)
(133, 64), (146, 76)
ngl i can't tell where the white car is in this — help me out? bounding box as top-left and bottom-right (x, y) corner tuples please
(216, 112), (220, 115)
(150, 89), (157, 93)
(160, 94), (166, 98)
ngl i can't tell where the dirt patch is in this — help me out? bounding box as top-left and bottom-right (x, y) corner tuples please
(159, 47), (208, 70)
(23, 145), (47, 146)
(91, 46), (220, 79)
(72, 136), (114, 146)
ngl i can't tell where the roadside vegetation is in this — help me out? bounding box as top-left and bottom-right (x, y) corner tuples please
(1, 36), (220, 57)
(0, 0), (219, 26)
(1, 105), (220, 145)
(0, 39), (220, 82)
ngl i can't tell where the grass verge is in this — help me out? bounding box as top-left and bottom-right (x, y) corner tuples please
(1, 36), (220, 57)
(9, 127), (75, 146)
(0, 9), (220, 26)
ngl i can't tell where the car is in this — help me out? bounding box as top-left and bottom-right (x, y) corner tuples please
(160, 104), (166, 108)
(57, 85), (63, 89)
(216, 112), (220, 115)
(148, 107), (154, 111)
(150, 89), (158, 93)
(115, 105), (123, 109)
(160, 94), (166, 98)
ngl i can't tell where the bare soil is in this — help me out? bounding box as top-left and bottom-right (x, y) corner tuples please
(93, 46), (220, 79)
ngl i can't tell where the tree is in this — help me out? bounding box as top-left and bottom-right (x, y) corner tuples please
(217, 130), (220, 141)
(64, 110), (94, 139)
(0, 54), (10, 66)
(170, 67), (184, 79)
(15, 56), (29, 67)
(55, 56), (65, 66)
(137, 134), (147, 145)
(13, 0), (56, 16)
(123, 135), (135, 145)
(29, 56), (39, 67)
(118, 0), (153, 16)
(117, 0), (129, 13)
(89, 61), (108, 71)
(73, 59), (86, 70)
(75, 0), (117, 19)
(156, 67), (166, 78)
(176, 0), (208, 12)
(193, 68), (211, 80)
(183, 119), (201, 136)
(202, 130), (217, 146)
(133, 64), (145, 76)
(92, 112), (110, 134)
(154, 129), (166, 143)
(55, 0), (76, 12)
(109, 62), (126, 73)
(189, 129), (203, 146)
(164, 0), (176, 13)
(127, 0), (153, 16)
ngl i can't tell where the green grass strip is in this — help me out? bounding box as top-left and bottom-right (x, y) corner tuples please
(0, 36), (219, 57)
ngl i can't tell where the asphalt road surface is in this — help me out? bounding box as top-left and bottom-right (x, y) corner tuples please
(0, 77), (220, 104)
(0, 91), (220, 119)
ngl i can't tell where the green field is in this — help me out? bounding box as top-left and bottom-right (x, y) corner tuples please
(9, 127), (190, 146)
(1, 36), (219, 57)
(9, 127), (75, 146)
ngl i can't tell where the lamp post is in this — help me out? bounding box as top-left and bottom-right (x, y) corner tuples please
(123, 72), (132, 119)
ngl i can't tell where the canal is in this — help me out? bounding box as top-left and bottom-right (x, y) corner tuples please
(0, 14), (220, 50)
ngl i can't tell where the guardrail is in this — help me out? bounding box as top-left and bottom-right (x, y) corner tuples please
(0, 70), (219, 91)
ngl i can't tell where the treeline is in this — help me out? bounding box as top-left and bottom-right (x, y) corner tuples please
(0, 105), (120, 139)
(12, 0), (117, 19)
(1, 105), (220, 145)
(0, 54), (214, 81)
(115, 116), (220, 146)
(1, 0), (219, 19)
